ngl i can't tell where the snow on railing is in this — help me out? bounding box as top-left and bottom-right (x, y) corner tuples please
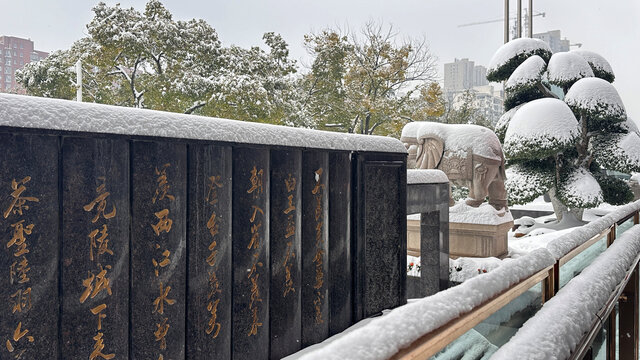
(492, 224), (640, 359)
(295, 248), (555, 360)
(547, 199), (640, 260)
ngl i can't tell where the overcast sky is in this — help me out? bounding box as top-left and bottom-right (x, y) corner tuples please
(3, 0), (640, 120)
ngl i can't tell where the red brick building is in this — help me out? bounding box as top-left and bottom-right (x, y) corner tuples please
(0, 36), (49, 93)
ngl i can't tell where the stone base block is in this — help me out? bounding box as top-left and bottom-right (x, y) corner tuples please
(449, 221), (513, 258)
(407, 218), (420, 257)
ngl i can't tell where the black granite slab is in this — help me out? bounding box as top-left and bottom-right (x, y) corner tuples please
(269, 149), (302, 359)
(61, 137), (130, 358)
(301, 151), (329, 347)
(187, 144), (232, 359)
(0, 133), (59, 359)
(131, 141), (187, 360)
(354, 154), (407, 321)
(232, 147), (270, 360)
(328, 152), (352, 336)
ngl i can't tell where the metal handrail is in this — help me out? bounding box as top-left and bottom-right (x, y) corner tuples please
(390, 208), (640, 360)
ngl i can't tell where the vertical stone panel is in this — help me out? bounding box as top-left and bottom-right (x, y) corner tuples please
(301, 151), (329, 347)
(131, 141), (187, 360)
(328, 152), (352, 335)
(61, 137), (130, 358)
(269, 149), (302, 359)
(0, 133), (59, 359)
(232, 147), (270, 360)
(187, 145), (232, 359)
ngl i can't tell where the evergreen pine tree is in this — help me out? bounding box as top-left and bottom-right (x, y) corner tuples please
(488, 38), (640, 221)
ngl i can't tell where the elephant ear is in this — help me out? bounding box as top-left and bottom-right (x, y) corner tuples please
(416, 137), (444, 169)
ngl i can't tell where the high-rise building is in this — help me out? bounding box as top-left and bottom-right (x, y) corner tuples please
(443, 58), (488, 92)
(0, 36), (49, 93)
(533, 30), (570, 53)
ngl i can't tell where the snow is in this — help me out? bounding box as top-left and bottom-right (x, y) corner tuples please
(564, 77), (626, 119)
(505, 55), (546, 90)
(0, 93), (407, 153)
(592, 131), (640, 173)
(407, 169), (449, 184)
(494, 104), (523, 141)
(546, 199), (640, 259)
(401, 122), (503, 161)
(449, 256), (503, 283)
(546, 52), (594, 86)
(504, 165), (553, 205)
(571, 50), (615, 80)
(295, 248), (554, 360)
(491, 224), (640, 360)
(503, 98), (580, 158)
(450, 202), (513, 225)
(559, 167), (603, 208)
(487, 38), (551, 76)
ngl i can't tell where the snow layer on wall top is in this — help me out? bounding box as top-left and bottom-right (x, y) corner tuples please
(450, 202), (513, 225)
(0, 94), (407, 153)
(296, 248), (554, 360)
(492, 225), (640, 360)
(407, 169), (448, 184)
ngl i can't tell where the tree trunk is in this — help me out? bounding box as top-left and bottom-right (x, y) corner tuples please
(548, 188), (584, 222)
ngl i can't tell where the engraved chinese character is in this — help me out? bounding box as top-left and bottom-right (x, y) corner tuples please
(154, 318), (170, 350)
(152, 164), (175, 204)
(83, 180), (116, 223)
(5, 322), (34, 353)
(151, 209), (173, 236)
(247, 307), (262, 337)
(206, 298), (221, 338)
(312, 168), (324, 195)
(90, 332), (115, 360)
(80, 264), (113, 303)
(249, 274), (262, 310)
(206, 242), (218, 267)
(206, 175), (223, 205)
(7, 220), (33, 257)
(206, 212), (219, 239)
(207, 270), (222, 300)
(246, 166), (263, 198)
(4, 177), (39, 219)
(88, 224), (114, 264)
(285, 173), (296, 192)
(153, 282), (176, 315)
(10, 288), (31, 314)
(9, 256), (30, 284)
(91, 303), (107, 330)
(152, 249), (171, 277)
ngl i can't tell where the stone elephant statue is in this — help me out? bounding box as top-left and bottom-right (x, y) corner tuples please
(401, 122), (508, 210)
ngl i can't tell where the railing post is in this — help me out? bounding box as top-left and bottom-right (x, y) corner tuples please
(553, 262), (560, 295)
(634, 210), (639, 225)
(619, 263), (639, 360)
(607, 308), (617, 360)
(607, 224), (616, 247)
(543, 267), (555, 303)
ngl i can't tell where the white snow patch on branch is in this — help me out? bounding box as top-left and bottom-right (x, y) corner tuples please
(546, 52), (594, 85)
(488, 38), (551, 75)
(505, 55), (546, 90)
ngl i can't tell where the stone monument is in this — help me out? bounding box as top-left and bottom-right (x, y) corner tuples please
(401, 122), (513, 258)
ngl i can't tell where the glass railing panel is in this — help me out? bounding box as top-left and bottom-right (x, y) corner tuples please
(429, 283), (543, 359)
(559, 236), (607, 289)
(616, 216), (635, 237)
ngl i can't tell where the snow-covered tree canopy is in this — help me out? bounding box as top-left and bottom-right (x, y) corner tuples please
(488, 38), (637, 220)
(17, 0), (302, 125)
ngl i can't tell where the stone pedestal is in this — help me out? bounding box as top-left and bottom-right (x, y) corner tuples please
(449, 221), (513, 258)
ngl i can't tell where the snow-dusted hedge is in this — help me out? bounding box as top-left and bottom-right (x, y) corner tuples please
(591, 131), (640, 173)
(546, 52), (594, 90)
(503, 98), (580, 160)
(505, 163), (554, 205)
(565, 77), (627, 131)
(492, 224), (640, 360)
(572, 49), (615, 83)
(504, 56), (547, 111)
(487, 38), (552, 82)
(494, 104), (522, 143)
(557, 167), (603, 208)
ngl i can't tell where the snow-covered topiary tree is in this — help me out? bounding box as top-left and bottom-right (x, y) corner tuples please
(488, 38), (640, 221)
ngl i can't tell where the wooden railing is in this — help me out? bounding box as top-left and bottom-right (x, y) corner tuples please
(393, 206), (640, 360)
